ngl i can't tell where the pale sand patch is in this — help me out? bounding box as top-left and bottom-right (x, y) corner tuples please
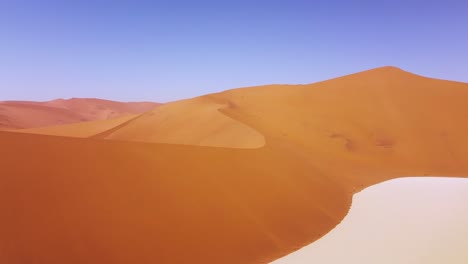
(272, 177), (468, 264)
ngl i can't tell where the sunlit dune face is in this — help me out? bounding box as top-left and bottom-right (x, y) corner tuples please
(1, 67), (468, 263)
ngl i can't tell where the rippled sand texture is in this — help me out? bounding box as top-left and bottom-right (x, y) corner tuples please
(1, 67), (468, 263)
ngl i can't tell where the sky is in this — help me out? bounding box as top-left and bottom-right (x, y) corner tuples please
(1, 0), (467, 102)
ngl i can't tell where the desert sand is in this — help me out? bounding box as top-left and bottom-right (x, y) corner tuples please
(1, 66), (468, 263)
(0, 98), (159, 129)
(272, 177), (468, 264)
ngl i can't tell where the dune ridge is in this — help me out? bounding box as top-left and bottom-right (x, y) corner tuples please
(1, 66), (468, 263)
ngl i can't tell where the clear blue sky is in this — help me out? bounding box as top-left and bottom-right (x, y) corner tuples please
(1, 0), (467, 102)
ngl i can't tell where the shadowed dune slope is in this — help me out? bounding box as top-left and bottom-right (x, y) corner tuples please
(0, 131), (349, 264)
(1, 66), (468, 263)
(0, 98), (160, 129)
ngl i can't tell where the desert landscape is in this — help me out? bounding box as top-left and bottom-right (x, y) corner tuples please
(1, 66), (468, 263)
(2, 1), (468, 263)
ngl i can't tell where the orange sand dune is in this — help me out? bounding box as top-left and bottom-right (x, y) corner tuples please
(20, 67), (468, 158)
(0, 131), (349, 264)
(1, 66), (468, 263)
(210, 66), (468, 185)
(0, 98), (160, 129)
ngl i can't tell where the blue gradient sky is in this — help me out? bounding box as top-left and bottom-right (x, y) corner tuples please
(1, 0), (467, 102)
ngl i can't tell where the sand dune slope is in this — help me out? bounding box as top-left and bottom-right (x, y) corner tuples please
(212, 66), (468, 186)
(0, 98), (159, 129)
(1, 67), (468, 263)
(0, 131), (348, 264)
(100, 96), (266, 148)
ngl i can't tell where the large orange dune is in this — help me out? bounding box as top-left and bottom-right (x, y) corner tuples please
(1, 66), (468, 263)
(0, 98), (160, 130)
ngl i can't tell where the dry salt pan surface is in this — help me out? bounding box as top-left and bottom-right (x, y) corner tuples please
(272, 177), (468, 264)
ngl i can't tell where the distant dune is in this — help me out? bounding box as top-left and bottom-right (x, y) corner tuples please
(1, 66), (468, 263)
(15, 114), (140, 138)
(0, 98), (160, 129)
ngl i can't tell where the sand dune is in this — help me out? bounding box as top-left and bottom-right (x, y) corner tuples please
(1, 66), (468, 263)
(272, 177), (468, 264)
(15, 114), (139, 138)
(20, 66), (468, 155)
(0, 131), (349, 264)
(0, 98), (159, 130)
(12, 96), (266, 148)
